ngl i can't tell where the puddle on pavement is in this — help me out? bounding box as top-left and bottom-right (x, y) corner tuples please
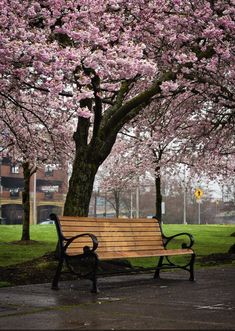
(0, 306), (19, 315)
(97, 297), (121, 302)
(195, 303), (233, 311)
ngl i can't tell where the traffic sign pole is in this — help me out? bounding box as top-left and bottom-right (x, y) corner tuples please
(198, 199), (201, 225)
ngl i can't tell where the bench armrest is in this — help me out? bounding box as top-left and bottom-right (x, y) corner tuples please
(50, 213), (98, 256)
(64, 233), (98, 254)
(163, 232), (194, 249)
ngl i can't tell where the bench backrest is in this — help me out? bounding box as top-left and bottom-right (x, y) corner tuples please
(54, 216), (165, 259)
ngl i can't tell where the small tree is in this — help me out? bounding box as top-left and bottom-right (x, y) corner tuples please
(98, 138), (141, 217)
(0, 102), (73, 241)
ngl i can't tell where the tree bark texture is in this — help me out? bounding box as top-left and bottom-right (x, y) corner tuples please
(64, 155), (99, 216)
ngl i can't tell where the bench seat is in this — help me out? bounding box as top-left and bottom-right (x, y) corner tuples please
(50, 214), (195, 292)
(95, 248), (194, 260)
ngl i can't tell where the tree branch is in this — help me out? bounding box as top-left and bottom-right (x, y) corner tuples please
(102, 71), (177, 137)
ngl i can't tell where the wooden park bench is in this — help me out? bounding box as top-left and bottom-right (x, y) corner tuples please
(50, 214), (195, 293)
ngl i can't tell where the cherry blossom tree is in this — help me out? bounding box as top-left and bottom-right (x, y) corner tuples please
(1, 0), (234, 216)
(179, 103), (235, 180)
(0, 101), (73, 241)
(123, 92), (203, 219)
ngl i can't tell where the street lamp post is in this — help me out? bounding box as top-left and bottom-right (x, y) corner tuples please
(183, 166), (187, 225)
(136, 185), (139, 218)
(183, 186), (187, 225)
(33, 172), (37, 224)
(130, 190), (133, 218)
(197, 199), (201, 224)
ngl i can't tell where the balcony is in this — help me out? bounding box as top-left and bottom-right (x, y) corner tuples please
(1, 191), (22, 200)
(44, 191), (53, 200)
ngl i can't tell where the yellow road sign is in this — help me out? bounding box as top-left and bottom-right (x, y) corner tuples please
(194, 188), (203, 199)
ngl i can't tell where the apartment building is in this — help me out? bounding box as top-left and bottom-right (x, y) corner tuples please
(0, 157), (68, 224)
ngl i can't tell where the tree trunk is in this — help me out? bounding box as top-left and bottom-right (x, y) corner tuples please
(155, 167), (162, 223)
(64, 155), (99, 216)
(21, 162), (31, 241)
(63, 109), (119, 216)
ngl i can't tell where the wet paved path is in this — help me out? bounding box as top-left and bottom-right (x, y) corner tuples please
(0, 267), (234, 330)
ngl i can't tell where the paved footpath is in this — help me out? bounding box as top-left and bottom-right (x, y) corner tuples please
(0, 267), (234, 330)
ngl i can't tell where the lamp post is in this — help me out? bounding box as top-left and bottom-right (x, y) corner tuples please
(183, 165), (187, 224)
(33, 172), (37, 224)
(198, 199), (201, 224)
(130, 190), (133, 218)
(136, 185), (140, 218)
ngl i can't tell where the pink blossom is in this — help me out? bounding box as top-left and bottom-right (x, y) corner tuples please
(161, 81), (179, 93)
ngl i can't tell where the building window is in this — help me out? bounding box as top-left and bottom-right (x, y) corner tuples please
(10, 188), (20, 198)
(11, 165), (19, 174)
(45, 165), (54, 177)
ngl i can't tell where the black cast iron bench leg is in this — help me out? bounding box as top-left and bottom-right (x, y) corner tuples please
(189, 253), (195, 281)
(90, 255), (99, 293)
(154, 256), (164, 279)
(51, 259), (64, 290)
(90, 275), (98, 293)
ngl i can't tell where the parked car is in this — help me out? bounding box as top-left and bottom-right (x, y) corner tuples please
(0, 217), (7, 225)
(39, 219), (54, 225)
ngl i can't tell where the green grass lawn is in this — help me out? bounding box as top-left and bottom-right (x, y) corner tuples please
(0, 224), (57, 267)
(163, 224), (235, 256)
(129, 224), (235, 268)
(0, 223), (234, 268)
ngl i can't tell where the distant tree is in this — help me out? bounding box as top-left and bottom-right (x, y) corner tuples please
(98, 138), (139, 217)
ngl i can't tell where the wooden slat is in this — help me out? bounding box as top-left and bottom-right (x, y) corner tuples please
(62, 231), (162, 237)
(60, 217), (158, 223)
(65, 240), (164, 250)
(63, 227), (161, 237)
(60, 220), (160, 225)
(69, 244), (165, 251)
(60, 219), (159, 224)
(60, 223), (160, 228)
(61, 225), (160, 231)
(60, 221), (159, 225)
(70, 239), (163, 246)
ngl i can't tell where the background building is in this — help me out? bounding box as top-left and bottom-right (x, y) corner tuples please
(0, 157), (68, 224)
